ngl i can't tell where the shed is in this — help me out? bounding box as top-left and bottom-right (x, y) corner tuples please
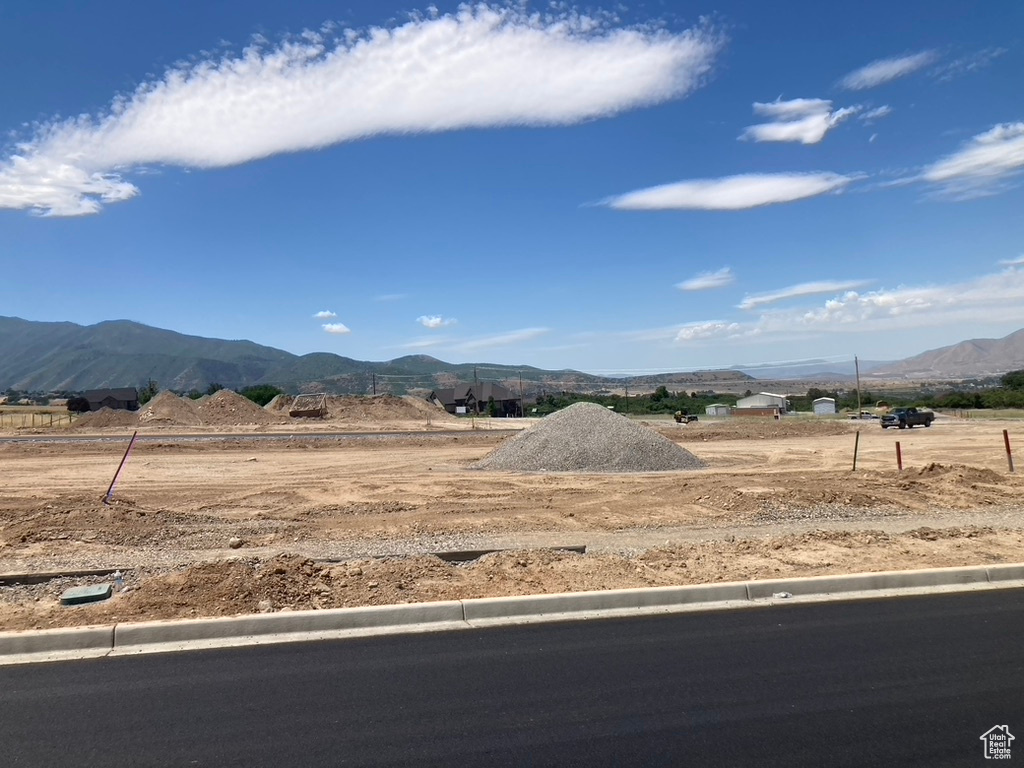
(705, 403), (731, 416)
(812, 397), (837, 416)
(736, 392), (789, 413)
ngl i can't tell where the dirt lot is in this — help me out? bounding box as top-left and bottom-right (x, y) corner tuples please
(2, 413), (1023, 631)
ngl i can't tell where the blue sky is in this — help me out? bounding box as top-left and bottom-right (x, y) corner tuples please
(1, 1), (1022, 374)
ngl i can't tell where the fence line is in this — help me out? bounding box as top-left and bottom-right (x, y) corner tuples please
(0, 411), (77, 429)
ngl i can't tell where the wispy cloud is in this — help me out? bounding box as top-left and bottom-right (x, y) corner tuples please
(749, 98), (831, 120)
(0, 6), (723, 216)
(859, 105), (892, 122)
(374, 293), (407, 302)
(738, 279), (873, 310)
(676, 267), (734, 291)
(313, 310), (337, 319)
(998, 255), (1024, 267)
(400, 337), (446, 349)
(933, 47), (1007, 82)
(922, 122), (1024, 197)
(417, 314), (456, 329)
(673, 267), (1024, 345)
(605, 172), (858, 211)
(454, 327), (549, 352)
(740, 98), (858, 144)
(322, 322), (351, 335)
(839, 51), (937, 90)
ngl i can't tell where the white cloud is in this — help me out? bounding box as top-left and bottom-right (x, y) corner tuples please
(322, 322), (351, 334)
(750, 98), (831, 120)
(839, 51), (937, 90)
(313, 310), (337, 319)
(417, 314), (456, 329)
(374, 293), (407, 302)
(859, 105), (892, 122)
(675, 321), (744, 341)
(933, 47), (1007, 82)
(998, 255), (1024, 267)
(672, 267), (1024, 345)
(740, 98), (858, 144)
(605, 172), (857, 211)
(676, 267), (734, 291)
(922, 122), (1024, 197)
(454, 327), (548, 352)
(0, 6), (723, 216)
(738, 279), (873, 310)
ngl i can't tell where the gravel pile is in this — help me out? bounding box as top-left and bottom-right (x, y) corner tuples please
(472, 402), (705, 473)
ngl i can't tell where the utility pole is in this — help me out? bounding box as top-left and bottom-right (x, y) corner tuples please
(474, 366), (479, 415)
(855, 355), (862, 417)
(519, 371), (524, 418)
(372, 373), (376, 396)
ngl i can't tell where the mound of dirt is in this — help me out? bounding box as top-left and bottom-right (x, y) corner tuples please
(326, 394), (455, 422)
(917, 462), (1003, 481)
(263, 394), (292, 412)
(137, 392), (202, 426)
(197, 389), (281, 426)
(71, 407), (139, 429)
(473, 401), (705, 473)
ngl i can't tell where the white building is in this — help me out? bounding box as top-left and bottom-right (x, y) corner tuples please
(735, 392), (789, 413)
(705, 404), (731, 416)
(812, 397), (837, 416)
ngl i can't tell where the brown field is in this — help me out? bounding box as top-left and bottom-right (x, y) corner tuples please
(0, 406), (78, 430)
(2, 411), (1023, 632)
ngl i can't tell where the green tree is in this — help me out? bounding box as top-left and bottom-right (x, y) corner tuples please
(1002, 370), (1024, 390)
(239, 385), (284, 407)
(206, 382), (224, 396)
(139, 379), (159, 405)
(66, 396), (90, 413)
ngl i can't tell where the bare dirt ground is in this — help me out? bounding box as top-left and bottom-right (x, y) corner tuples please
(2, 412), (1023, 631)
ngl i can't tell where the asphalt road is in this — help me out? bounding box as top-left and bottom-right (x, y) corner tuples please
(3, 590), (1023, 767)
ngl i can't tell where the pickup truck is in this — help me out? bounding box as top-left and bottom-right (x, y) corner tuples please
(880, 407), (934, 429)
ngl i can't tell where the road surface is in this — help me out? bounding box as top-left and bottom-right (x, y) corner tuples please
(3, 590), (1023, 766)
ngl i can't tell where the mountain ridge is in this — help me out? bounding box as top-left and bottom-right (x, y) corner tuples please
(1, 316), (1021, 394)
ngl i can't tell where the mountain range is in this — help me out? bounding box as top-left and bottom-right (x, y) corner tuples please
(1, 316), (1021, 395)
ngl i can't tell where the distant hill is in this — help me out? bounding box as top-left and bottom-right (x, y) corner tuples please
(5, 316), (1015, 395)
(0, 316), (755, 395)
(868, 329), (1024, 379)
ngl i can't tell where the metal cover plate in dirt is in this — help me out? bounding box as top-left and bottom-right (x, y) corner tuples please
(60, 584), (113, 605)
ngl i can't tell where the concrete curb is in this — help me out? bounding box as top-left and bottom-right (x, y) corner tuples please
(111, 601), (465, 655)
(461, 582), (748, 624)
(2, 563), (1023, 664)
(0, 625), (114, 662)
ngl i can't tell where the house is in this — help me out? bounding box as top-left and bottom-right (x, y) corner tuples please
(812, 397), (837, 416)
(735, 392), (790, 414)
(83, 388), (140, 412)
(705, 404), (731, 416)
(428, 382), (521, 416)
